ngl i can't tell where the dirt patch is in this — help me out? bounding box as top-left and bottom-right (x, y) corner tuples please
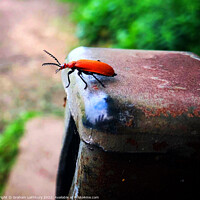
(0, 0), (78, 196)
(4, 117), (64, 196)
(0, 0), (78, 126)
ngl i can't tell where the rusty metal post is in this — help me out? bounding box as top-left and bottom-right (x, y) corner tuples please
(57, 47), (200, 199)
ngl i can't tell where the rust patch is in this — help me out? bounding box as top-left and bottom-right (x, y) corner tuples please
(193, 108), (200, 117)
(92, 84), (99, 90)
(63, 96), (67, 107)
(85, 157), (89, 161)
(125, 119), (134, 127)
(140, 106), (200, 118)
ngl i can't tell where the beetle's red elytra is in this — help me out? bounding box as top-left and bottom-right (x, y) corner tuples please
(42, 50), (117, 89)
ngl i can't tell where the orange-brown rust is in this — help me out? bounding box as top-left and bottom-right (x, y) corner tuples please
(193, 108), (200, 117)
(92, 85), (99, 90)
(65, 47), (200, 153)
(140, 106), (200, 118)
(125, 119), (134, 127)
(63, 96), (67, 107)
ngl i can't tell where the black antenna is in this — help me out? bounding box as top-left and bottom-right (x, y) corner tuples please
(42, 63), (60, 67)
(43, 50), (61, 65)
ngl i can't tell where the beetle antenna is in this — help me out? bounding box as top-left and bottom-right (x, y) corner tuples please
(42, 63), (60, 67)
(43, 50), (61, 65)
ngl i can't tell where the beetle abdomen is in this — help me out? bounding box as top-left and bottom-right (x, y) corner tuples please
(75, 59), (115, 76)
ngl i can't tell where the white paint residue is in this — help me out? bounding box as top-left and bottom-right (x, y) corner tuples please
(151, 77), (170, 89)
(151, 77), (188, 90)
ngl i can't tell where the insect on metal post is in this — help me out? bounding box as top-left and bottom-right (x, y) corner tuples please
(42, 50), (117, 89)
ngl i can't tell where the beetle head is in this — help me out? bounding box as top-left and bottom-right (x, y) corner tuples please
(55, 63), (68, 73)
(42, 50), (77, 73)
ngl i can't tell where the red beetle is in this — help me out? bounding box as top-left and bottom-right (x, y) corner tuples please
(42, 50), (117, 89)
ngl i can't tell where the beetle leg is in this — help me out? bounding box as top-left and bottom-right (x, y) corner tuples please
(66, 69), (74, 88)
(92, 74), (105, 88)
(78, 71), (88, 89)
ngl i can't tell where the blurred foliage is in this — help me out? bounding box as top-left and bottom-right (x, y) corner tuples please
(60, 0), (200, 55)
(0, 111), (40, 195)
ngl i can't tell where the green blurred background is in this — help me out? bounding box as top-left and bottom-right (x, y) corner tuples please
(62, 0), (200, 55)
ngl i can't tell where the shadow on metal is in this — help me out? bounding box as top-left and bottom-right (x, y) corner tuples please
(56, 115), (80, 197)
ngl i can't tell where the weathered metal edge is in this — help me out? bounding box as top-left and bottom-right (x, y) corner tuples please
(61, 47), (200, 154)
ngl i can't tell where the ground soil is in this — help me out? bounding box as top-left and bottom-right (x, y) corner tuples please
(0, 0), (78, 196)
(4, 117), (64, 197)
(0, 0), (78, 126)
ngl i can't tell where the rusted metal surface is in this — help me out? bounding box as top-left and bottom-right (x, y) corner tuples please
(68, 141), (200, 200)
(61, 47), (200, 153)
(58, 47), (200, 199)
